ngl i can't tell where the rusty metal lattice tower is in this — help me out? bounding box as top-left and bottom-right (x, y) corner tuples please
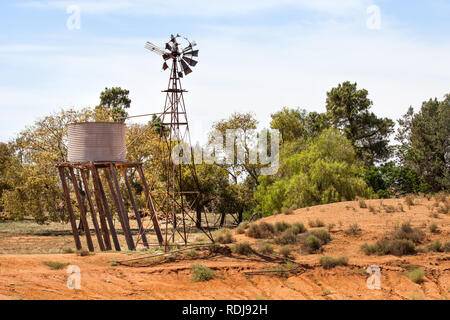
(144, 35), (213, 248)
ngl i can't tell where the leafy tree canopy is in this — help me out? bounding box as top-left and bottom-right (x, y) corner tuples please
(326, 81), (394, 165)
(255, 128), (372, 216)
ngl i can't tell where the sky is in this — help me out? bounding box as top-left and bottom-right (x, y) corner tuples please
(0, 0), (449, 145)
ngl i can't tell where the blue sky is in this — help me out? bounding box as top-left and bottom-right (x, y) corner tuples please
(1, 0), (449, 144)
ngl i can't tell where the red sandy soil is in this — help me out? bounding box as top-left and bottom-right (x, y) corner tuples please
(0, 198), (449, 300)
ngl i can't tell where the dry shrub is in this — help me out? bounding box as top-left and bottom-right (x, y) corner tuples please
(274, 221), (291, 234)
(361, 239), (416, 256)
(77, 249), (91, 256)
(358, 198), (367, 209)
(191, 264), (221, 282)
(345, 223), (361, 236)
(385, 205), (397, 213)
(310, 229), (331, 244)
(437, 203), (449, 214)
(236, 222), (249, 234)
(444, 242), (450, 253)
(279, 245), (292, 258)
(42, 261), (70, 270)
(275, 229), (297, 245)
(428, 240), (443, 252)
(390, 222), (425, 244)
(213, 229), (235, 244)
(434, 192), (448, 203)
(232, 242), (254, 255)
(246, 222), (274, 239)
(405, 194), (415, 206)
(320, 256), (349, 269)
(302, 235), (322, 253)
(369, 205), (377, 214)
(291, 222), (307, 234)
(257, 242), (274, 255)
(429, 222), (439, 234)
(282, 206), (295, 215)
(309, 219), (325, 228)
(407, 268), (425, 284)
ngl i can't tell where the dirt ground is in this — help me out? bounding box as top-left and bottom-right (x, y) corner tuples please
(0, 197), (449, 300)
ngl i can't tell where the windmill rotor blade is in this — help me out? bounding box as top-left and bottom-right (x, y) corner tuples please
(184, 50), (199, 57)
(182, 56), (198, 67)
(165, 43), (173, 51)
(182, 45), (192, 53)
(162, 53), (172, 61)
(162, 62), (169, 71)
(180, 59), (193, 75)
(145, 41), (166, 56)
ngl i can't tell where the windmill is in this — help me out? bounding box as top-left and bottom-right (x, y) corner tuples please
(144, 35), (213, 248)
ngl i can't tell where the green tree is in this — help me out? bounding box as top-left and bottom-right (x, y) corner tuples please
(270, 107), (330, 143)
(211, 112), (260, 185)
(1, 107), (114, 223)
(326, 81), (394, 165)
(364, 162), (431, 198)
(408, 95), (450, 191)
(255, 128), (372, 216)
(97, 87), (131, 122)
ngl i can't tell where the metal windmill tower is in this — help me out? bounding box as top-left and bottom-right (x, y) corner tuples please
(144, 34), (213, 248)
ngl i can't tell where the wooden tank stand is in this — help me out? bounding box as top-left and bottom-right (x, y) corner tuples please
(57, 161), (163, 252)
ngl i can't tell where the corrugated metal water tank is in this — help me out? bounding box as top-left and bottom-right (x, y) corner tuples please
(67, 122), (127, 162)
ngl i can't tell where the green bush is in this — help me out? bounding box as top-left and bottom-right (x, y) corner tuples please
(232, 242), (254, 255)
(190, 264), (219, 282)
(246, 222), (274, 239)
(303, 235), (322, 253)
(319, 256), (349, 269)
(407, 268), (425, 284)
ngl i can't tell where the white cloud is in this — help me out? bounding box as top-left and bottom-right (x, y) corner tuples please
(2, 21), (449, 145)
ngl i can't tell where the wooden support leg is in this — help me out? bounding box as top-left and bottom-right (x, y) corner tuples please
(80, 169), (106, 251)
(88, 164), (112, 250)
(136, 164), (164, 245)
(58, 166), (82, 250)
(68, 167), (95, 252)
(105, 165), (135, 251)
(121, 166), (149, 248)
(91, 164), (120, 251)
